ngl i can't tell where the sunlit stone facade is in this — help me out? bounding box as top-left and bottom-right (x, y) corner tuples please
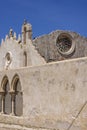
(0, 21), (87, 130)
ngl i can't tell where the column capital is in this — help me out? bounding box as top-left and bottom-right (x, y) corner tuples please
(9, 89), (15, 95)
(10, 90), (15, 116)
(0, 88), (5, 95)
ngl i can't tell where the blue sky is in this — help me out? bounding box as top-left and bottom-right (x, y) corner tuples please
(0, 0), (87, 41)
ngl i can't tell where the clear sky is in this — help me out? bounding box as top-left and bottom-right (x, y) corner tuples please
(0, 0), (87, 41)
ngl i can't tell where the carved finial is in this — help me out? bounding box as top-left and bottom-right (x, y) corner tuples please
(13, 32), (16, 40)
(1, 39), (4, 45)
(24, 19), (27, 25)
(18, 34), (21, 43)
(5, 35), (9, 40)
(9, 28), (13, 37)
(1, 39), (4, 43)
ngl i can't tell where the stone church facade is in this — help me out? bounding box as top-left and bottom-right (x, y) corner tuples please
(0, 21), (87, 130)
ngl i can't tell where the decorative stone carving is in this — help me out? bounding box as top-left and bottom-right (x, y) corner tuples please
(9, 29), (13, 38)
(56, 33), (75, 57)
(5, 35), (9, 40)
(13, 32), (16, 40)
(18, 34), (21, 43)
(57, 37), (72, 52)
(5, 52), (12, 70)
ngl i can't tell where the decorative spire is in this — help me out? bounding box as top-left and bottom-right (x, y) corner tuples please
(18, 34), (21, 43)
(5, 35), (9, 40)
(1, 38), (4, 42)
(1, 39), (4, 45)
(23, 19), (27, 25)
(22, 20), (32, 43)
(9, 28), (13, 38)
(13, 32), (16, 40)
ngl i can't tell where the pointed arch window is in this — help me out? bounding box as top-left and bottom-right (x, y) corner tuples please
(0, 76), (11, 114)
(11, 74), (23, 116)
(24, 51), (27, 66)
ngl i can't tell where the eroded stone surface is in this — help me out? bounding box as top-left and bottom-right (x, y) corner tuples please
(0, 22), (87, 130)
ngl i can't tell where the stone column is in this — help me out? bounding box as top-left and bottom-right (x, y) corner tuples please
(9, 90), (15, 116)
(1, 94), (5, 114)
(0, 90), (5, 114)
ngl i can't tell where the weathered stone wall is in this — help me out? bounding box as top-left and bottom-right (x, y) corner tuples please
(0, 38), (46, 70)
(0, 57), (87, 129)
(0, 38), (23, 70)
(33, 30), (87, 62)
(1, 29), (87, 71)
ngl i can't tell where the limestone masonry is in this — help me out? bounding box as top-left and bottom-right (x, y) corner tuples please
(0, 21), (87, 130)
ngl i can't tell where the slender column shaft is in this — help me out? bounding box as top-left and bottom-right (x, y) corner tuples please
(10, 93), (15, 116)
(1, 94), (5, 114)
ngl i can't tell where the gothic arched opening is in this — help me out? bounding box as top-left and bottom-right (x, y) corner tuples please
(4, 80), (11, 114)
(1, 76), (11, 114)
(12, 74), (23, 116)
(24, 51), (27, 66)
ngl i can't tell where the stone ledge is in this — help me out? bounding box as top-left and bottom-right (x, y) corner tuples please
(0, 115), (82, 130)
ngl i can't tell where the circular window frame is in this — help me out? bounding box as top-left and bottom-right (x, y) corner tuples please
(56, 33), (75, 57)
(5, 52), (12, 68)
